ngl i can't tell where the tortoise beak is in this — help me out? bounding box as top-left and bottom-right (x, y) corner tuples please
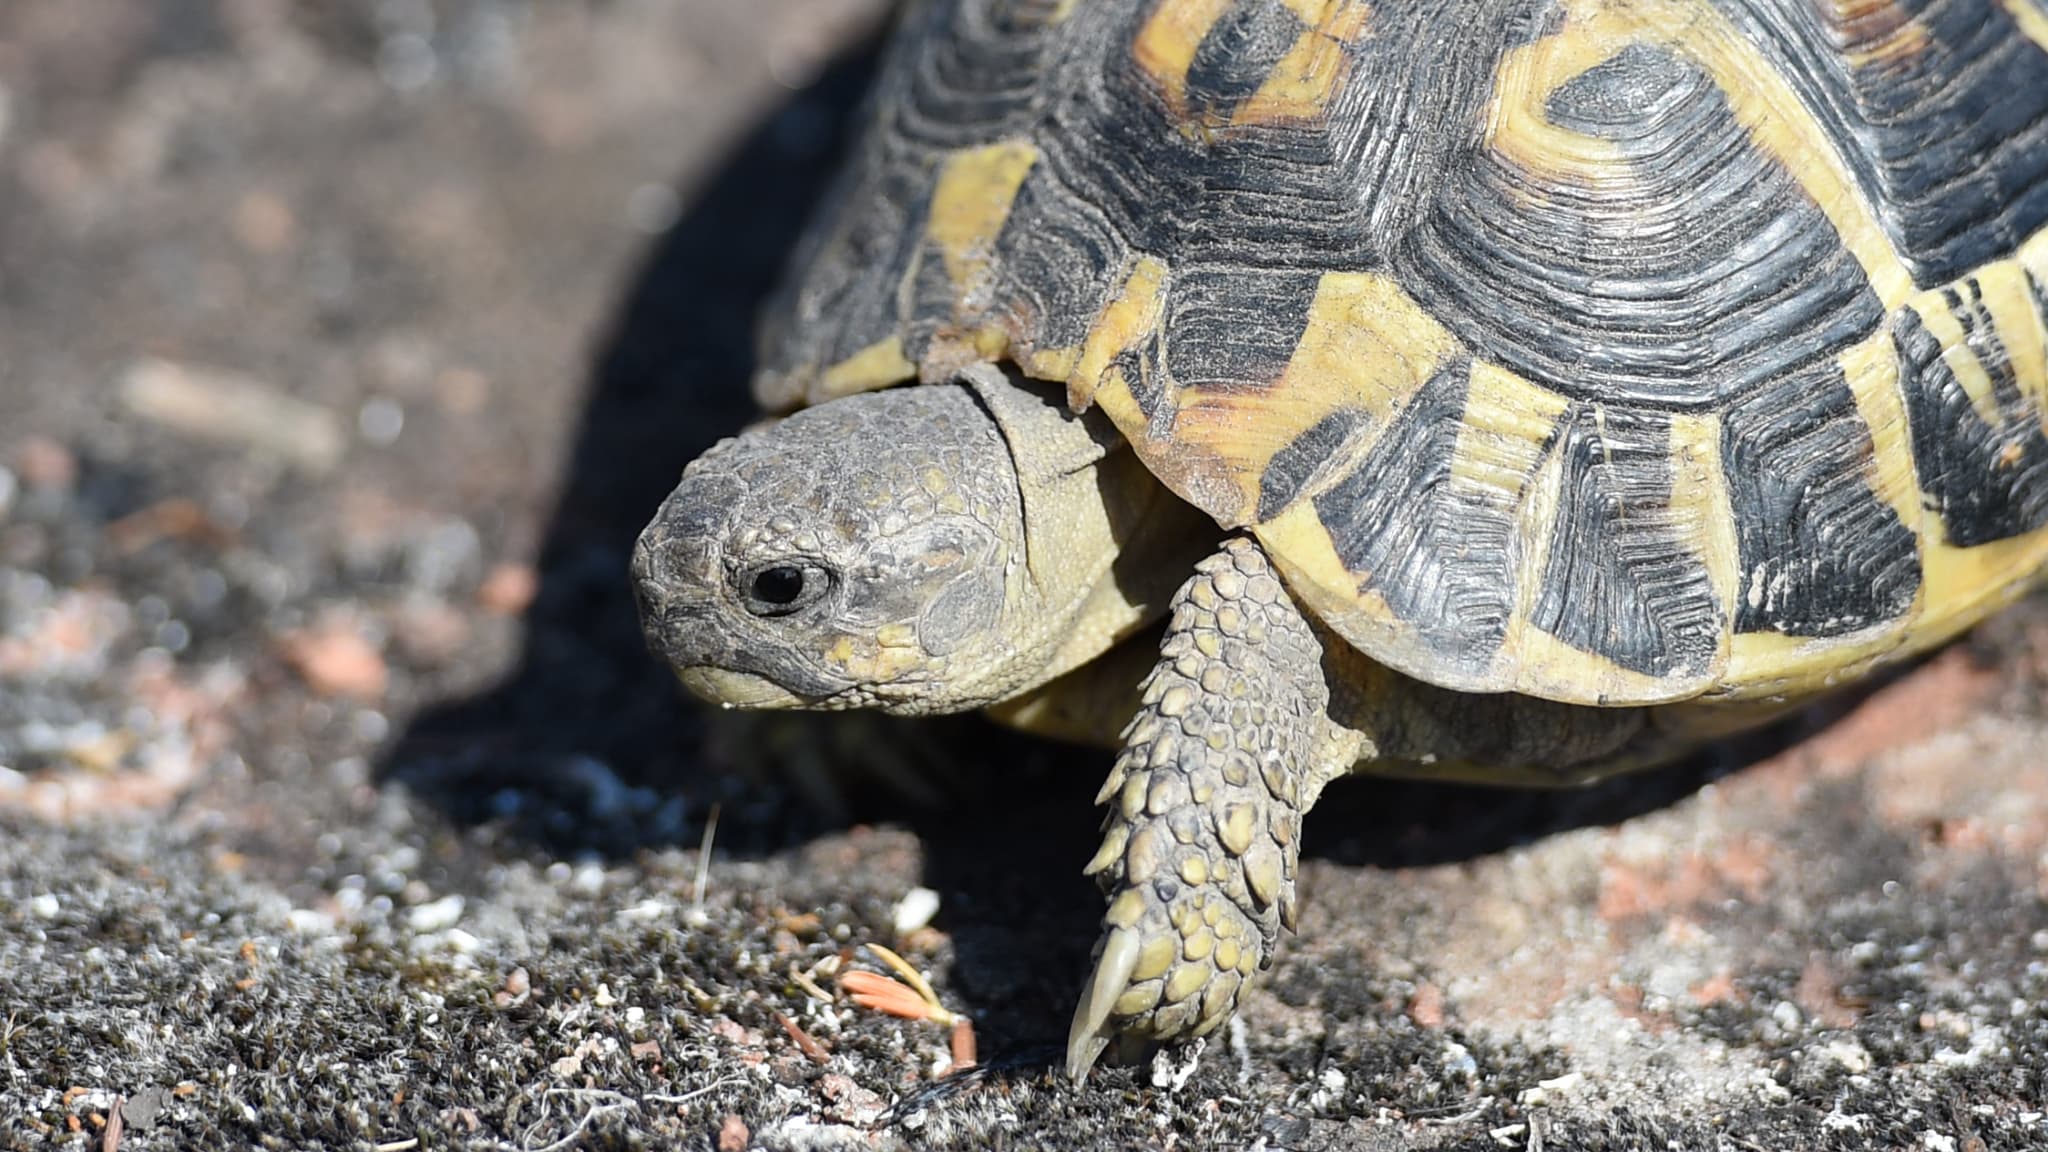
(675, 666), (809, 709)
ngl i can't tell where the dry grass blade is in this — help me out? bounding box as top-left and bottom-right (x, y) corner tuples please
(788, 961), (834, 1003)
(863, 943), (944, 1010)
(840, 970), (944, 1022)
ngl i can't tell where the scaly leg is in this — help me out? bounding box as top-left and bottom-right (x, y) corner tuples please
(1066, 536), (1355, 1081)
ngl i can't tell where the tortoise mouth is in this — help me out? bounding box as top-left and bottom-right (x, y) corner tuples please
(674, 666), (811, 709)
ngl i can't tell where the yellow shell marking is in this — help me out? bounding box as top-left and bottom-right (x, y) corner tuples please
(1132, 0), (1238, 118)
(1839, 325), (1925, 535)
(1490, 0), (1916, 310)
(1069, 255), (1169, 414)
(1026, 345), (1083, 380)
(1486, 19), (1627, 173)
(927, 140), (1041, 299)
(1827, 0), (1934, 71)
(1998, 0), (2048, 51)
(1505, 404), (1571, 673)
(1511, 624), (1697, 704)
(1190, 271), (1459, 524)
(1955, 259), (2048, 417)
(1908, 290), (2004, 426)
(817, 141), (1039, 399)
(1231, 1), (1375, 128)
(1722, 625), (1908, 701)
(1446, 361), (1569, 500)
(819, 335), (917, 399)
(1255, 500), (1405, 665)
(1665, 411), (1742, 630)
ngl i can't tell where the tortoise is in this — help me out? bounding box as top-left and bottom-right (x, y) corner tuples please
(632, 0), (2048, 1081)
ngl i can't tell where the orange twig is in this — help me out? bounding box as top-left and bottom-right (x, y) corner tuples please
(946, 1018), (977, 1076)
(774, 1011), (831, 1065)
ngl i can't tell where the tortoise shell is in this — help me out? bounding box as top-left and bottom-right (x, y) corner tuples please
(752, 0), (2048, 708)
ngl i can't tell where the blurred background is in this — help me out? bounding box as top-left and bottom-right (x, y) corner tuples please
(2, 3), (2045, 1149)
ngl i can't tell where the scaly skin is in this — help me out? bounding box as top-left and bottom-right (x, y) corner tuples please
(1067, 537), (1347, 1080)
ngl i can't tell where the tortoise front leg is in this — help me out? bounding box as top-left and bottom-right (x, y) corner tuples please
(1066, 536), (1356, 1081)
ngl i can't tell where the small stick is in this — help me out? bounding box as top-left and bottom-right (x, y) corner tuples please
(946, 1018), (977, 1076)
(774, 1011), (832, 1065)
(101, 1099), (123, 1152)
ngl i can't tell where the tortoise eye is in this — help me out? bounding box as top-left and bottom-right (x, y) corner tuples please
(740, 563), (829, 616)
(753, 566), (806, 605)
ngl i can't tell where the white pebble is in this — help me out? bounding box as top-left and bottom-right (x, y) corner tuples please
(358, 396), (405, 445)
(29, 893), (59, 919)
(1518, 1071), (1585, 1107)
(892, 886), (941, 935)
(286, 908), (336, 935)
(1824, 1040), (1871, 1073)
(405, 894), (465, 932)
(618, 898), (673, 924)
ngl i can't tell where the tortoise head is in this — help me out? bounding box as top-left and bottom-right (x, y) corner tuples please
(632, 382), (1028, 714)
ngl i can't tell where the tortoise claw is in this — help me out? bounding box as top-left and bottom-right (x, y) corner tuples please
(1066, 925), (1140, 1083)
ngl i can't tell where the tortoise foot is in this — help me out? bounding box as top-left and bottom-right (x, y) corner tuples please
(1067, 538), (1327, 1082)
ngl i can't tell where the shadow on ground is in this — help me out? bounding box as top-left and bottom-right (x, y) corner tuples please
(376, 41), (1847, 1058)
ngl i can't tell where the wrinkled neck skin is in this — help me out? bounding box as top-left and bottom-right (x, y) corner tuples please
(632, 366), (1204, 716)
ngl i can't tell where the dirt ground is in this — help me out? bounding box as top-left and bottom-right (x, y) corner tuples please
(2, 3), (2046, 1149)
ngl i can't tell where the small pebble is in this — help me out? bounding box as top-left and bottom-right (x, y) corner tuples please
(233, 189), (298, 254)
(478, 563), (538, 615)
(285, 909), (335, 934)
(30, 893), (60, 919)
(892, 886), (941, 935)
(14, 436), (77, 491)
(358, 396), (405, 445)
(1825, 1040), (1872, 1073)
(280, 620), (389, 700)
(405, 895), (464, 933)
